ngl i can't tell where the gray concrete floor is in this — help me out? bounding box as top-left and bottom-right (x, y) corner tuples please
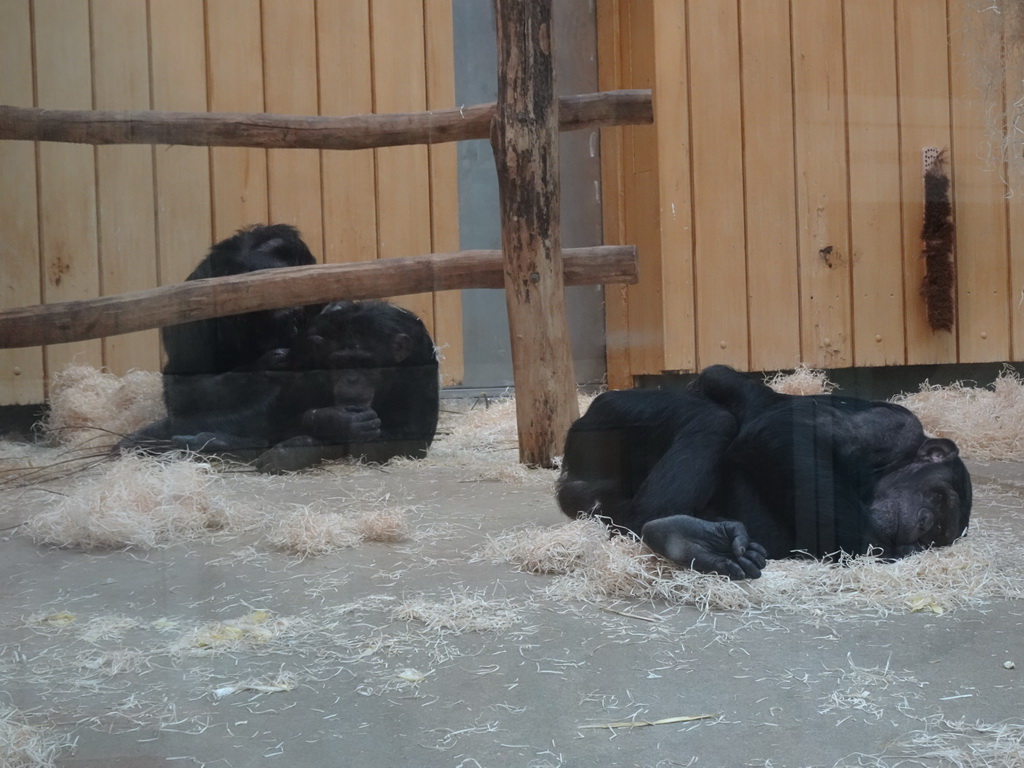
(1, 456), (1022, 768)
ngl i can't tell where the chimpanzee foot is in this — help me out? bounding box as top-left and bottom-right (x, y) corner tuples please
(641, 515), (767, 580)
(253, 435), (343, 474)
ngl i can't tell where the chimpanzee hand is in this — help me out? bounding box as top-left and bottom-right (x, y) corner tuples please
(640, 515), (768, 580)
(301, 406), (382, 442)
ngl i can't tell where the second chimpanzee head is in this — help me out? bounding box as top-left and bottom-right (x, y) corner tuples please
(165, 224), (322, 377)
(189, 224), (317, 279)
(296, 300), (437, 408)
(866, 437), (972, 557)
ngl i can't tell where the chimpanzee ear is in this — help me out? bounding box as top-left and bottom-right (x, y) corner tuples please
(391, 333), (413, 362)
(918, 438), (959, 462)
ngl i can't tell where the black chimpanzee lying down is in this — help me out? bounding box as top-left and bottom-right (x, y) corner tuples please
(557, 365), (972, 580)
(116, 225), (439, 473)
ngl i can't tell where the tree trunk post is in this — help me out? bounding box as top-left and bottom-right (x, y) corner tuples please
(491, 0), (579, 467)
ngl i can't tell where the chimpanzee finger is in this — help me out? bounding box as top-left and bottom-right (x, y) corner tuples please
(721, 520), (753, 560)
(736, 554), (763, 580)
(747, 542), (768, 569)
(355, 423), (382, 441)
(719, 559), (748, 581)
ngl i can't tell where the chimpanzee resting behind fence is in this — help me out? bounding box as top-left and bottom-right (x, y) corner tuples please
(247, 299), (440, 473)
(116, 225), (440, 473)
(159, 224), (320, 425)
(557, 365), (972, 580)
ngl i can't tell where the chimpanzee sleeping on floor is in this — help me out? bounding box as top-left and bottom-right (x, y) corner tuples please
(557, 365), (972, 580)
(116, 225), (439, 473)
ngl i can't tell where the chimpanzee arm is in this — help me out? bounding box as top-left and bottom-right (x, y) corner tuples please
(376, 363), (440, 442)
(616, 406), (737, 532)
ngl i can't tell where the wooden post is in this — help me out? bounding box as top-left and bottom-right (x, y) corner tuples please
(491, 0), (579, 467)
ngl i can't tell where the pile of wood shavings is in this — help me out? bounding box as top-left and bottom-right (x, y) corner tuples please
(892, 367), (1024, 461)
(842, 715), (1024, 767)
(393, 589), (523, 633)
(765, 363), (836, 395)
(766, 363), (1024, 461)
(39, 364), (164, 449)
(23, 454), (233, 549)
(266, 502), (412, 556)
(482, 507), (1024, 618)
(0, 705), (76, 768)
(166, 609), (314, 658)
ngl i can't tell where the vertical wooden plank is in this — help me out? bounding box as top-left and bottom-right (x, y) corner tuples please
(33, 0), (102, 378)
(370, 0), (434, 329)
(0, 0), (44, 403)
(948, 0), (1010, 362)
(91, 0), (159, 375)
(652, 0), (696, 373)
(740, 0), (800, 371)
(150, 0), (212, 286)
(262, 0), (324, 258)
(791, 0), (852, 368)
(621, 0), (666, 376)
(317, 0), (378, 266)
(206, 0), (268, 240)
(896, 0), (956, 364)
(423, 0), (464, 387)
(844, 0), (906, 367)
(687, 0), (747, 370)
(1009, 28), (1024, 360)
(597, 0), (633, 388)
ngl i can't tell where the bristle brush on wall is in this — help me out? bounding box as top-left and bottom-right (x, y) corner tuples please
(919, 148), (956, 332)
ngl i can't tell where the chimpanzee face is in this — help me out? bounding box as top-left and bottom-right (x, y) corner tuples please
(866, 438), (972, 556)
(293, 301), (417, 410)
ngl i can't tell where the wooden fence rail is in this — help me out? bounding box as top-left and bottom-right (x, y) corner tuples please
(0, 90), (651, 150)
(0, 246), (637, 349)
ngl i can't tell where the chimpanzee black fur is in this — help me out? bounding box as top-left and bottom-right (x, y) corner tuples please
(249, 300), (440, 474)
(162, 224), (320, 422)
(557, 365), (972, 580)
(117, 226), (439, 473)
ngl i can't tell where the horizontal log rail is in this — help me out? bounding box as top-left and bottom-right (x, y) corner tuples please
(0, 246), (637, 349)
(0, 90), (652, 151)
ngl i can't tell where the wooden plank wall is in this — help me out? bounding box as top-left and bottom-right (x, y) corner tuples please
(599, 0), (1022, 386)
(0, 0), (462, 406)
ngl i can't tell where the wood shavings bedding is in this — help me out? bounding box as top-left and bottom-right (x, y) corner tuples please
(0, 705), (76, 768)
(765, 363), (837, 396)
(39, 364), (164, 449)
(22, 455), (232, 549)
(393, 590), (523, 633)
(892, 367), (1024, 461)
(481, 504), (1024, 618)
(266, 503), (412, 556)
(841, 715), (1024, 767)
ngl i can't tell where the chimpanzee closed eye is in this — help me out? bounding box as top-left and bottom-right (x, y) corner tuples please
(557, 365), (972, 580)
